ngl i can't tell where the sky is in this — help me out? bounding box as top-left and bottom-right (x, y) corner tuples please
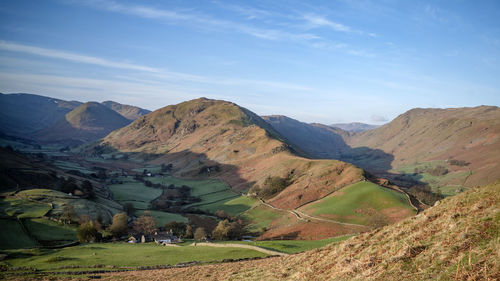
(0, 0), (499, 124)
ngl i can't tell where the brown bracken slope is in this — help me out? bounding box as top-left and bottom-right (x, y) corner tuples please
(100, 180), (500, 281)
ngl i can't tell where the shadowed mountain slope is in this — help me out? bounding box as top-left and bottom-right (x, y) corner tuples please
(261, 115), (349, 159)
(34, 102), (131, 145)
(0, 93), (81, 137)
(101, 100), (151, 120)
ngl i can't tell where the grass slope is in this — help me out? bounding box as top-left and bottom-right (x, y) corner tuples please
(300, 181), (416, 226)
(137, 210), (188, 226)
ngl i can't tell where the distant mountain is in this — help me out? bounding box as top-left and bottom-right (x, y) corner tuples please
(0, 93), (81, 137)
(330, 122), (379, 132)
(261, 115), (349, 159)
(34, 102), (131, 145)
(101, 100), (151, 120)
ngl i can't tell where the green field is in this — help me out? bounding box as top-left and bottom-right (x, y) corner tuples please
(217, 235), (354, 254)
(0, 198), (51, 219)
(136, 210), (188, 226)
(1, 243), (268, 272)
(395, 161), (471, 196)
(240, 205), (282, 232)
(198, 195), (257, 215)
(108, 178), (163, 210)
(146, 176), (240, 214)
(15, 189), (122, 223)
(300, 181), (416, 225)
(23, 218), (76, 243)
(0, 219), (37, 249)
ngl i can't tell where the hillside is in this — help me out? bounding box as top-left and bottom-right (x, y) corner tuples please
(344, 106), (500, 191)
(262, 115), (348, 159)
(93, 98), (415, 238)
(101, 100), (151, 120)
(0, 93), (81, 137)
(331, 122), (380, 132)
(34, 102), (131, 145)
(100, 180), (500, 281)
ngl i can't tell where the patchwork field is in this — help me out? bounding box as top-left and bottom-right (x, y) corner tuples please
(108, 178), (162, 210)
(299, 181), (416, 226)
(136, 210), (188, 226)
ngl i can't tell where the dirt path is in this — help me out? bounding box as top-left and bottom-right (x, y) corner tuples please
(190, 242), (288, 256)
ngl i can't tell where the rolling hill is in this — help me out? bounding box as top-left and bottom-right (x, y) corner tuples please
(101, 100), (151, 120)
(34, 102), (131, 145)
(92, 98), (415, 238)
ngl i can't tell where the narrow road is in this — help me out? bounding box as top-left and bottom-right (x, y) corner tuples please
(190, 242), (288, 256)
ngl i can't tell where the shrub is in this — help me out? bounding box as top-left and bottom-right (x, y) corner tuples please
(258, 176), (291, 199)
(77, 221), (99, 242)
(194, 227), (206, 241)
(109, 212), (129, 238)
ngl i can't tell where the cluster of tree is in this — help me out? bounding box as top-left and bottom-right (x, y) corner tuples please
(76, 214), (104, 242)
(413, 165), (448, 176)
(449, 159), (469, 166)
(58, 177), (95, 198)
(198, 165), (221, 175)
(211, 219), (245, 240)
(250, 175), (292, 199)
(408, 185), (444, 206)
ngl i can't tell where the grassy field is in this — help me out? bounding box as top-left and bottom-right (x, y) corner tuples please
(52, 160), (94, 174)
(108, 178), (162, 210)
(15, 189), (122, 224)
(136, 210), (188, 226)
(198, 195), (257, 216)
(240, 205), (282, 232)
(300, 181), (416, 225)
(0, 219), (37, 249)
(395, 160), (471, 196)
(1, 243), (268, 272)
(0, 198), (51, 219)
(216, 235), (355, 254)
(23, 218), (76, 243)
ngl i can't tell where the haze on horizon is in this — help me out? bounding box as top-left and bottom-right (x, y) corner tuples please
(0, 0), (499, 124)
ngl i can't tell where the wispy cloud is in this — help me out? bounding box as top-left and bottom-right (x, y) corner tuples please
(302, 14), (352, 32)
(0, 40), (316, 94)
(80, 0), (319, 42)
(0, 40), (161, 73)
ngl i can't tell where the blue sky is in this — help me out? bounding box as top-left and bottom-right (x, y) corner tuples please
(0, 0), (499, 124)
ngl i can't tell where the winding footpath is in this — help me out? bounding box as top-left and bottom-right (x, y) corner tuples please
(190, 242), (288, 256)
(258, 199), (367, 228)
